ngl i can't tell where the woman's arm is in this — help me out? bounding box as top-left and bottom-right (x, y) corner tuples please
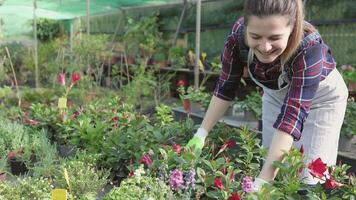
(258, 130), (294, 182)
(200, 95), (232, 132)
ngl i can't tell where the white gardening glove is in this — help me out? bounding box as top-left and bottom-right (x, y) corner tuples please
(186, 128), (208, 150)
(252, 177), (269, 192)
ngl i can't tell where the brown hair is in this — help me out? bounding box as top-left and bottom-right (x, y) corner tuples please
(243, 0), (315, 65)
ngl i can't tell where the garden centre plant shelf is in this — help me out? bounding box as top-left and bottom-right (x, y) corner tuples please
(172, 107), (259, 130)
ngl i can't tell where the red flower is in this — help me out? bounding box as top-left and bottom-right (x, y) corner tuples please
(214, 177), (224, 190)
(71, 72), (80, 83)
(140, 153), (152, 166)
(324, 178), (342, 189)
(224, 139), (236, 148)
(112, 116), (119, 121)
(228, 193), (241, 200)
(172, 143), (181, 154)
(177, 80), (185, 87)
(308, 158), (327, 178)
(57, 73), (66, 86)
(217, 139), (236, 156)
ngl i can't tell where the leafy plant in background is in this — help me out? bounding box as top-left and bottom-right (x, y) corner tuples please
(340, 64), (356, 85)
(22, 38), (71, 85)
(35, 18), (62, 42)
(341, 99), (356, 137)
(237, 89), (262, 119)
(123, 12), (162, 65)
(120, 65), (158, 111)
(169, 46), (187, 68)
(177, 84), (212, 110)
(73, 34), (110, 86)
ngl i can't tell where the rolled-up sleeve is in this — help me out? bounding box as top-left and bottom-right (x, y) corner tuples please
(213, 19), (244, 101)
(273, 44), (333, 141)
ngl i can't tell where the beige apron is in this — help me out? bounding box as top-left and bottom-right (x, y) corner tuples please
(247, 49), (348, 184)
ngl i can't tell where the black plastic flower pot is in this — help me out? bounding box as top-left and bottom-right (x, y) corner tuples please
(9, 158), (28, 176)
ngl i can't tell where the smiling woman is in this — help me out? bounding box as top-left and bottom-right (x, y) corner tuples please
(245, 15), (292, 64)
(186, 0), (349, 192)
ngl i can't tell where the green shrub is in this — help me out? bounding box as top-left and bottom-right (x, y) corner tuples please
(104, 174), (171, 200)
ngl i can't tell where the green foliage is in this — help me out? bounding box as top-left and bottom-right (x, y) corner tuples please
(155, 104), (174, 126)
(341, 100), (356, 137)
(237, 90), (262, 119)
(177, 86), (212, 109)
(121, 66), (158, 109)
(53, 158), (109, 199)
(36, 18), (62, 41)
(169, 47), (187, 68)
(0, 176), (52, 200)
(123, 13), (162, 59)
(0, 118), (28, 154)
(104, 173), (172, 200)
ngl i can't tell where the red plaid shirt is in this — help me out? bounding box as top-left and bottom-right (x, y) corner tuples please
(214, 17), (336, 140)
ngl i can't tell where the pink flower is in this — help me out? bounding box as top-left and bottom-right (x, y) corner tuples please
(228, 193), (241, 200)
(71, 72), (80, 83)
(177, 80), (185, 87)
(308, 158), (327, 178)
(169, 169), (184, 190)
(57, 73), (66, 86)
(214, 177), (224, 190)
(242, 176), (253, 193)
(172, 143), (181, 154)
(140, 153), (152, 166)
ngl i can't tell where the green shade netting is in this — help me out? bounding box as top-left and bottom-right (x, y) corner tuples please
(0, 0), (182, 38)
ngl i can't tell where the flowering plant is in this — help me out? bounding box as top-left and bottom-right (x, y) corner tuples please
(176, 79), (211, 111)
(57, 72), (81, 98)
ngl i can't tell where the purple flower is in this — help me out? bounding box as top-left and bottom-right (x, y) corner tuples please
(169, 169), (184, 190)
(184, 169), (196, 189)
(242, 176), (253, 193)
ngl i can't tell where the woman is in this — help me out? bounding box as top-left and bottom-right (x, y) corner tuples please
(187, 0), (348, 190)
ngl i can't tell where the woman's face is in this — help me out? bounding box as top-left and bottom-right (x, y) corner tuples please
(246, 15), (293, 64)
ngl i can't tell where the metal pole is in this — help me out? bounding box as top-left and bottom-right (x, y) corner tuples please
(194, 0), (201, 89)
(86, 0), (90, 35)
(33, 0), (39, 88)
(172, 0), (187, 46)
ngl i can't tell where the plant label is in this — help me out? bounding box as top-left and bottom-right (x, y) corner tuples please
(51, 189), (67, 200)
(58, 97), (67, 108)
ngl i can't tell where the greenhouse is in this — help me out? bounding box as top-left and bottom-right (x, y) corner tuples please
(0, 0), (355, 199)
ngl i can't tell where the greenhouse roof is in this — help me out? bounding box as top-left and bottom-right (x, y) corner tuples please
(0, 0), (187, 20)
(0, 0), (196, 38)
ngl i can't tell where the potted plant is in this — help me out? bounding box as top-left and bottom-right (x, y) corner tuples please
(338, 99), (356, 153)
(177, 81), (211, 113)
(8, 148), (28, 176)
(238, 90), (262, 121)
